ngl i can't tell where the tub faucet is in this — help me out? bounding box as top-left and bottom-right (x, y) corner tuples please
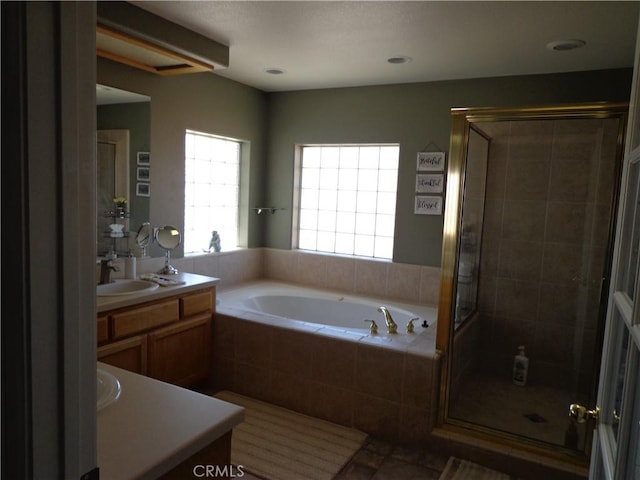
(99, 259), (118, 285)
(378, 306), (397, 334)
(364, 319), (378, 334)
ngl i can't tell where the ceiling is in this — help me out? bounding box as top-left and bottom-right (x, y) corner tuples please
(129, 1), (639, 93)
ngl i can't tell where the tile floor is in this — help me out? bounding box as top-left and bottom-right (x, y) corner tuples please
(334, 437), (450, 480)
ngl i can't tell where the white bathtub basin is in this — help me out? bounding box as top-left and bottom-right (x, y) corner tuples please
(96, 279), (158, 297)
(97, 368), (121, 411)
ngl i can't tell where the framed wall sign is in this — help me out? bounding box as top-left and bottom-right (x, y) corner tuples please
(414, 195), (443, 215)
(137, 152), (150, 165)
(136, 183), (150, 197)
(416, 174), (444, 193)
(416, 151), (445, 171)
(137, 167), (150, 181)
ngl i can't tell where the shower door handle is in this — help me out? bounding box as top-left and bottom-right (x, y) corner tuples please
(569, 403), (600, 423)
(569, 404), (600, 456)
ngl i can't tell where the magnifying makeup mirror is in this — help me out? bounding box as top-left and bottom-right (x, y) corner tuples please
(135, 222), (152, 257)
(156, 225), (181, 275)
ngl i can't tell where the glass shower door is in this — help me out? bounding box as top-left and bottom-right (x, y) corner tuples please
(444, 107), (627, 460)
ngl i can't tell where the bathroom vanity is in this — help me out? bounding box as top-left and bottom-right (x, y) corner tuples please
(97, 362), (244, 480)
(96, 273), (244, 479)
(97, 272), (219, 387)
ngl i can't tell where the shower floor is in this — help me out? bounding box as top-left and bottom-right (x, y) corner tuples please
(448, 374), (590, 451)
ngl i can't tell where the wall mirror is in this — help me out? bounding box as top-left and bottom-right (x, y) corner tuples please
(97, 84), (151, 257)
(436, 103), (628, 463)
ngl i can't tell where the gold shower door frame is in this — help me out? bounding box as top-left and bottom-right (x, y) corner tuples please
(436, 102), (628, 466)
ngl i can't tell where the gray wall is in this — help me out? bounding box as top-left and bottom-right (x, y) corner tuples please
(266, 69), (633, 266)
(99, 59), (631, 266)
(98, 58), (269, 256)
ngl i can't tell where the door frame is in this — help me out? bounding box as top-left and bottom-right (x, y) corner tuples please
(1, 2), (98, 478)
(590, 13), (640, 479)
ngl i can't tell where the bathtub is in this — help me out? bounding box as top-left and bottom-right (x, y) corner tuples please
(216, 280), (438, 356)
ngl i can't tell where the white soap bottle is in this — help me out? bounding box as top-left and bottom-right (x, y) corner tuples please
(125, 252), (137, 279)
(512, 345), (529, 386)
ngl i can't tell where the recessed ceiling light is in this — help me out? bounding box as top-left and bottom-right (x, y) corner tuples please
(265, 68), (285, 75)
(387, 56), (412, 64)
(546, 39), (586, 51)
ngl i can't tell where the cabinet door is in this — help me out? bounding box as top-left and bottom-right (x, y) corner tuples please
(97, 335), (147, 375)
(97, 315), (109, 345)
(147, 314), (212, 387)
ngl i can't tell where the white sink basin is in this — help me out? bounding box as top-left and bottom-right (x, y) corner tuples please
(97, 369), (121, 411)
(96, 279), (159, 297)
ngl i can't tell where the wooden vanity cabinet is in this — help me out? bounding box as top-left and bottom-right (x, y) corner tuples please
(98, 287), (215, 387)
(98, 335), (148, 375)
(148, 314), (211, 386)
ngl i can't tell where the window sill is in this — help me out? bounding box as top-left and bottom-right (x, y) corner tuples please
(184, 247), (247, 258)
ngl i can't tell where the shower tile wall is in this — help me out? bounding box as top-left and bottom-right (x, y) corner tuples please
(476, 118), (620, 392)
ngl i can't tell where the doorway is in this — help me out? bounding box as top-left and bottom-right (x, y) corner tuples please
(437, 103), (628, 465)
(97, 129), (130, 257)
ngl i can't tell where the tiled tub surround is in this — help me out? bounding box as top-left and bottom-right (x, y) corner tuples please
(214, 281), (441, 444)
(261, 249), (442, 306)
(101, 247), (442, 305)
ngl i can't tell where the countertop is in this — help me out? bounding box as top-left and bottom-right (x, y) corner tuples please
(97, 362), (244, 480)
(97, 272), (220, 313)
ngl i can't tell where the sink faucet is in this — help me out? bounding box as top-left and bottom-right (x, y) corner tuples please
(378, 306), (397, 334)
(99, 259), (118, 285)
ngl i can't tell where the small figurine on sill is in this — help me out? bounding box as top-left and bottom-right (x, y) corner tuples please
(209, 230), (221, 252)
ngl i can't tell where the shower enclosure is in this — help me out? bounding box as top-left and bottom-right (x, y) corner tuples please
(437, 103), (627, 466)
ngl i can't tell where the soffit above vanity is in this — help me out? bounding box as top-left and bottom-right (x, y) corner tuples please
(97, 1), (229, 76)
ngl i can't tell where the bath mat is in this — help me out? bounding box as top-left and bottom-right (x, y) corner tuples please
(214, 391), (367, 480)
(439, 457), (514, 480)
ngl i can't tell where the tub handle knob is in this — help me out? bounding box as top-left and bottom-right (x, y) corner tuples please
(407, 318), (419, 334)
(364, 319), (378, 334)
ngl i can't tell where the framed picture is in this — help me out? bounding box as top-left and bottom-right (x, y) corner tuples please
(416, 151), (445, 171)
(137, 152), (150, 166)
(416, 174), (444, 193)
(137, 167), (150, 181)
(136, 182), (150, 197)
(414, 195), (443, 215)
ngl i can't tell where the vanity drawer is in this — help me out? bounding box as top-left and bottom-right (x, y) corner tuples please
(111, 299), (179, 339)
(180, 290), (213, 317)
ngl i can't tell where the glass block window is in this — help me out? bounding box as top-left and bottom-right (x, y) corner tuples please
(297, 144), (399, 259)
(184, 130), (240, 254)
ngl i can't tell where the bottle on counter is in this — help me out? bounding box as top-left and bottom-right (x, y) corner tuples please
(125, 251), (137, 279)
